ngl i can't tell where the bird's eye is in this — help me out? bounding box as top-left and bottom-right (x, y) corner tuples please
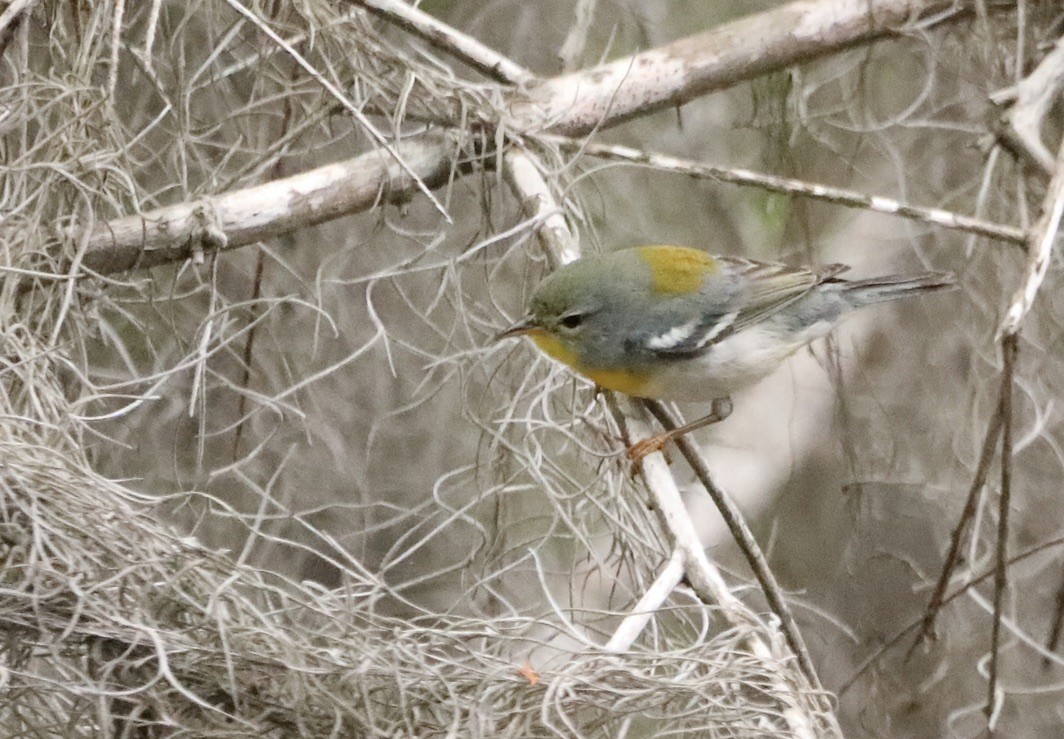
(559, 313), (584, 330)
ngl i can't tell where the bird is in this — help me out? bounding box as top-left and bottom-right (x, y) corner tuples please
(495, 245), (954, 460)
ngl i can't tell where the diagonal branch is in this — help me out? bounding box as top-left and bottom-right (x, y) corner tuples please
(992, 35), (1064, 175)
(552, 137), (1027, 247)
(514, 0), (969, 135)
(908, 401), (1005, 652)
(985, 135), (1064, 724)
(348, 0), (534, 85)
(840, 535), (1064, 697)
(644, 400), (821, 694)
(80, 132), (463, 275)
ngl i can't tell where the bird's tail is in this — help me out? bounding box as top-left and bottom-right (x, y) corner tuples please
(840, 272), (956, 307)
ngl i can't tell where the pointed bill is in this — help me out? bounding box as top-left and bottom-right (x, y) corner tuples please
(493, 315), (538, 342)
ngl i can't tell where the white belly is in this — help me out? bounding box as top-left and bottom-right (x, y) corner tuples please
(643, 322), (834, 402)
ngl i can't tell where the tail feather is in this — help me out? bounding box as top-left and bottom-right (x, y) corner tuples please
(840, 271), (956, 307)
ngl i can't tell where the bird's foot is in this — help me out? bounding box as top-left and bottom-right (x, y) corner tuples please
(626, 397), (733, 469)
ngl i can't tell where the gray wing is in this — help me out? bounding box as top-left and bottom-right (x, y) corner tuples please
(641, 257), (848, 359)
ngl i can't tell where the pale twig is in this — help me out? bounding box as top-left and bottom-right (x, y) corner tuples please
(82, 131), (461, 274)
(644, 400), (822, 695)
(552, 137), (1028, 248)
(840, 536), (1064, 697)
(984, 137), (1064, 723)
(500, 151), (579, 267)
(223, 0), (451, 221)
(348, 0), (533, 85)
(0, 0), (36, 36)
(558, 0), (596, 72)
(1000, 139), (1064, 336)
(141, 0), (163, 70)
(108, 0), (125, 105)
(514, 0), (971, 135)
(992, 36), (1064, 175)
(603, 549), (684, 653)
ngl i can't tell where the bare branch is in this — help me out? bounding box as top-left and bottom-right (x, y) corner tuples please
(644, 400), (823, 695)
(349, 0), (534, 85)
(909, 405), (1005, 650)
(992, 36), (1064, 175)
(554, 137), (1027, 247)
(841, 536), (1064, 697)
(987, 331), (1017, 727)
(501, 150), (579, 267)
(82, 132), (461, 274)
(1001, 138), (1064, 335)
(514, 0), (969, 135)
(224, 0), (451, 220)
(74, 0), (976, 276)
(604, 548), (684, 653)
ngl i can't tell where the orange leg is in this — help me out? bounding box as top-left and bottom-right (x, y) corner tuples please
(627, 397), (733, 463)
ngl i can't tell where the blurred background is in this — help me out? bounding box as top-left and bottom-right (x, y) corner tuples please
(5, 0), (1064, 735)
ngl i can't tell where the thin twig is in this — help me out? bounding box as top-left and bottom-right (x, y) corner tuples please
(558, 0), (596, 72)
(643, 399), (822, 694)
(141, 0), (163, 70)
(908, 405), (1005, 653)
(840, 535), (1064, 697)
(991, 35), (1064, 175)
(550, 137), (1028, 248)
(223, 0), (451, 221)
(500, 151), (579, 267)
(348, 0), (533, 85)
(108, 0), (125, 104)
(0, 0), (35, 61)
(604, 548), (684, 653)
(987, 332), (1016, 725)
(1043, 569), (1064, 665)
(984, 135), (1064, 726)
(1000, 138), (1064, 336)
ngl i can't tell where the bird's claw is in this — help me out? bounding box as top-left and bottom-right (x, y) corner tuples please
(627, 433), (674, 471)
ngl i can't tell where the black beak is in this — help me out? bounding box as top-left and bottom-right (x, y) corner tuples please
(493, 315), (538, 342)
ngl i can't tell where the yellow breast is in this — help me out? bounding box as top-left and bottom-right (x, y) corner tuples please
(530, 331), (653, 397)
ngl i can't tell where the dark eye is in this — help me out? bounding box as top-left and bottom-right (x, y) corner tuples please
(559, 313), (584, 330)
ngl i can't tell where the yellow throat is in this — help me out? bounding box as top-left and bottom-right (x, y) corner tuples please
(530, 330), (652, 397)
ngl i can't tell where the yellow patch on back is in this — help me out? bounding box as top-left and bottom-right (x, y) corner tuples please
(531, 330), (652, 397)
(637, 246), (718, 295)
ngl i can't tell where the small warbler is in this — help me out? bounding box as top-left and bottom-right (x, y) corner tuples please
(496, 245), (954, 458)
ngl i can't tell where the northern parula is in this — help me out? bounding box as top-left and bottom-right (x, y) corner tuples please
(496, 245), (954, 457)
